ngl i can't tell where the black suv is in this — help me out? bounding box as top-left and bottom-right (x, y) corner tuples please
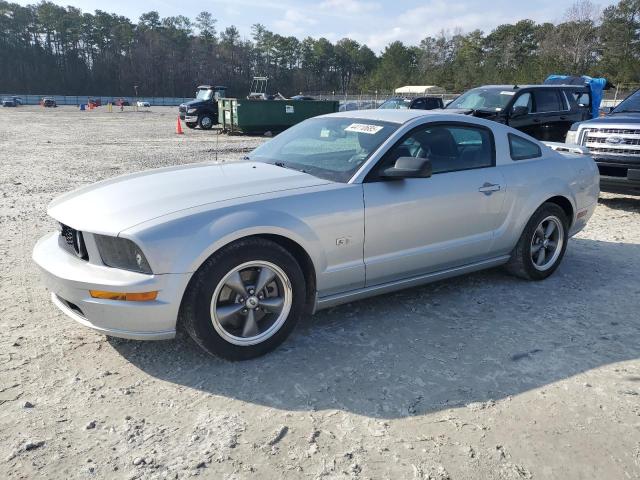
(567, 89), (640, 194)
(379, 96), (444, 111)
(445, 85), (592, 142)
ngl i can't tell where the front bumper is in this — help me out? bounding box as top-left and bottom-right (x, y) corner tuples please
(32, 232), (191, 340)
(595, 160), (640, 195)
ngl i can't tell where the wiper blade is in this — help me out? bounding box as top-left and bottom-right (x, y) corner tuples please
(273, 161), (307, 174)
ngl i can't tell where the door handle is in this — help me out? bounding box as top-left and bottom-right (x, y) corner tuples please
(478, 182), (501, 195)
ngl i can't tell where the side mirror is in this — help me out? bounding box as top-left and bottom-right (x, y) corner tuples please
(511, 105), (529, 118)
(381, 157), (432, 179)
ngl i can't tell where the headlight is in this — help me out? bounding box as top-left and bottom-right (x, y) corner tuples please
(187, 108), (197, 114)
(94, 235), (152, 274)
(565, 130), (577, 144)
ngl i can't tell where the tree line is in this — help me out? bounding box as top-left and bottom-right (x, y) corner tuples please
(0, 0), (638, 98)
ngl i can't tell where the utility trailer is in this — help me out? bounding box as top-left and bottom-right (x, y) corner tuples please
(218, 98), (339, 134)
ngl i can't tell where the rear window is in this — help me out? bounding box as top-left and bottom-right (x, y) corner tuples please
(509, 133), (541, 160)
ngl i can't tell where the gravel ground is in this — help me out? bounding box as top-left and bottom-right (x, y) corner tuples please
(1, 106), (639, 479)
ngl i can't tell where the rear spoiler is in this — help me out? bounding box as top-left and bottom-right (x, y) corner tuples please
(543, 141), (589, 155)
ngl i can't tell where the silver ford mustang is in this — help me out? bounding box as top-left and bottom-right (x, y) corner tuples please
(33, 110), (599, 360)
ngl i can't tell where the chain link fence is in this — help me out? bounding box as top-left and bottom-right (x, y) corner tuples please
(0, 94), (193, 106)
(306, 91), (460, 111)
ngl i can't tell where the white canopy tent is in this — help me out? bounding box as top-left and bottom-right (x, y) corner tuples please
(394, 85), (446, 95)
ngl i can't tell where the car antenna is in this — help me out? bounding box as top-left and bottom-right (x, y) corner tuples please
(215, 127), (219, 163)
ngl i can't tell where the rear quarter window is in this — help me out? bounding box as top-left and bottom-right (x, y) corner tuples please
(509, 133), (542, 160)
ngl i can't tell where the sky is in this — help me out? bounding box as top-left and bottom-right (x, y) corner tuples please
(13, 0), (619, 51)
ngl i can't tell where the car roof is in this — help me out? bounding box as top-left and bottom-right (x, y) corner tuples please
(321, 109), (470, 125)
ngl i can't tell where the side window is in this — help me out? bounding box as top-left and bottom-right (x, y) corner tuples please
(574, 92), (591, 107)
(563, 90), (579, 109)
(533, 90), (562, 113)
(377, 124), (495, 177)
(512, 92), (532, 113)
(509, 133), (542, 160)
(424, 97), (441, 109)
(411, 99), (426, 110)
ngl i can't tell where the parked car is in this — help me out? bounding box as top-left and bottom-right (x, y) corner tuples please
(2, 97), (17, 107)
(290, 95), (315, 101)
(88, 98), (102, 107)
(137, 101), (151, 108)
(445, 84), (592, 142)
(379, 96), (444, 110)
(566, 88), (640, 194)
(42, 97), (57, 107)
(179, 85), (227, 130)
(32, 110), (599, 360)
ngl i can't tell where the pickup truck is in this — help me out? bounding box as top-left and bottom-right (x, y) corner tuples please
(566, 88), (640, 194)
(179, 85), (227, 130)
(445, 84), (592, 142)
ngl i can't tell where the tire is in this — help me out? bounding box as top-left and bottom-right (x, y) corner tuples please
(505, 202), (569, 281)
(198, 114), (214, 130)
(180, 238), (306, 360)
(185, 122), (197, 129)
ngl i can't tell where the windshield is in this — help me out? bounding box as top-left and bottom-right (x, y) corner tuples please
(196, 89), (212, 101)
(446, 88), (515, 111)
(248, 117), (398, 182)
(612, 89), (640, 113)
(379, 98), (411, 110)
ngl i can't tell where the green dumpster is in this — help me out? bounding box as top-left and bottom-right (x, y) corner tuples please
(219, 98), (339, 134)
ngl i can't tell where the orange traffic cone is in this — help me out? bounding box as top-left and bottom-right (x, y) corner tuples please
(176, 116), (184, 135)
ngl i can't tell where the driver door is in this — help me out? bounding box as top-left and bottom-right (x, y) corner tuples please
(362, 122), (507, 286)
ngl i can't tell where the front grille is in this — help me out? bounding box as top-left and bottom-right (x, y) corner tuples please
(60, 224), (88, 260)
(585, 128), (640, 135)
(588, 147), (640, 155)
(586, 136), (640, 146)
(581, 127), (640, 160)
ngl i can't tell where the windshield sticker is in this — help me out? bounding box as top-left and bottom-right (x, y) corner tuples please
(320, 128), (331, 138)
(345, 123), (384, 134)
(500, 91), (516, 96)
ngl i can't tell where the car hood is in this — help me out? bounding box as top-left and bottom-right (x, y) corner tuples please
(444, 108), (503, 119)
(580, 113), (640, 125)
(48, 162), (330, 234)
(182, 99), (207, 108)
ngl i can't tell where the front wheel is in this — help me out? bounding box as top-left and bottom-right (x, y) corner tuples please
(185, 122), (197, 129)
(181, 238), (306, 360)
(198, 114), (214, 130)
(505, 203), (569, 280)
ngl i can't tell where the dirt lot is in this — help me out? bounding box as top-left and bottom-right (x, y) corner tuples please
(0, 106), (639, 479)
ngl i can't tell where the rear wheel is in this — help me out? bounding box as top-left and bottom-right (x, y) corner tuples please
(181, 238), (306, 360)
(505, 203), (569, 280)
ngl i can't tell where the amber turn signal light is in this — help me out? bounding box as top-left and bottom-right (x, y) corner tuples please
(89, 290), (158, 301)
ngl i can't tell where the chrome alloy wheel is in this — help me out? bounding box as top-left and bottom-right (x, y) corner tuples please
(210, 261), (292, 346)
(530, 215), (564, 271)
